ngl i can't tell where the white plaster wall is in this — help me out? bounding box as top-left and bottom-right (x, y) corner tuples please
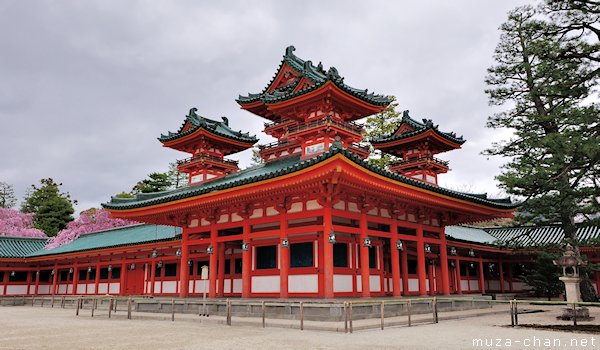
(98, 283), (108, 294)
(333, 274), (353, 293)
(408, 278), (419, 292)
(370, 276), (381, 292)
(5, 285), (28, 295)
(224, 279), (232, 293)
(57, 285), (67, 294)
(488, 280), (501, 290)
(162, 281), (177, 294)
(109, 283), (120, 294)
(306, 200), (322, 210)
(38, 285), (50, 294)
(67, 285), (72, 294)
(289, 274), (318, 293)
(153, 282), (162, 294)
(251, 276), (280, 293)
(76, 284), (86, 294)
(87, 283), (95, 294)
(194, 280), (208, 294)
(357, 275), (361, 292)
(232, 279), (242, 293)
(469, 280), (479, 291)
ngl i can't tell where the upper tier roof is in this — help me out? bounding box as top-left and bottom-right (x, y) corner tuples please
(370, 110), (466, 147)
(103, 143), (517, 211)
(236, 46), (391, 118)
(158, 108), (258, 145)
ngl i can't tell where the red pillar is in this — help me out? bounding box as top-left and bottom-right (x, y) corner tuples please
(120, 262), (127, 296)
(323, 205), (334, 298)
(478, 257), (485, 294)
(2, 270), (9, 296)
(71, 263), (79, 295)
(455, 257), (462, 294)
(242, 222), (251, 298)
(94, 263), (100, 295)
(428, 262), (435, 295)
(359, 212), (370, 297)
(401, 247), (409, 295)
(499, 259), (505, 293)
(507, 263), (514, 292)
(179, 228), (190, 298)
(390, 218), (401, 297)
(416, 225), (427, 296)
(51, 264), (58, 295)
(439, 232), (451, 295)
(34, 270), (40, 296)
(150, 261), (157, 295)
(279, 211), (289, 298)
(208, 222), (218, 297)
(217, 243), (226, 297)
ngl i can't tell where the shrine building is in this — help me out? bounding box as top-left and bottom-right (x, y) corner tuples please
(1, 46), (598, 299)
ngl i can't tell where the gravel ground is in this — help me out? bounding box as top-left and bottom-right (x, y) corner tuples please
(0, 305), (598, 349)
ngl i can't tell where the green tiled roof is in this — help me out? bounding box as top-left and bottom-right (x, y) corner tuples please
(158, 108), (258, 144)
(103, 143), (518, 211)
(486, 225), (600, 246)
(370, 110), (466, 145)
(236, 46), (391, 107)
(445, 226), (497, 245)
(27, 224), (181, 257)
(0, 236), (48, 258)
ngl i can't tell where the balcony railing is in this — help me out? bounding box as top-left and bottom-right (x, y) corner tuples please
(177, 154), (239, 167)
(348, 142), (371, 154)
(257, 139), (299, 152)
(390, 156), (449, 167)
(286, 117), (363, 135)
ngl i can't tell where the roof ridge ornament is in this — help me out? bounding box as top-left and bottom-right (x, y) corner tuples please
(329, 136), (343, 150)
(221, 116), (229, 126)
(188, 107), (198, 117)
(285, 45), (296, 57)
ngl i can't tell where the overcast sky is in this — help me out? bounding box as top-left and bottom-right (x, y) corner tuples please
(0, 0), (531, 213)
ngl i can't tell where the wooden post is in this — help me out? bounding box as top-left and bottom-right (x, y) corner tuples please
(108, 298), (113, 318)
(76, 296), (80, 316)
(31, 296), (34, 307)
(113, 299), (117, 313)
(380, 301), (385, 330)
(344, 302), (348, 334)
(572, 303), (577, 327)
(226, 299), (231, 326)
(171, 298), (175, 322)
(349, 302), (353, 333)
(41, 298), (44, 307)
(261, 301), (266, 328)
(300, 302), (304, 331)
(51, 296), (54, 308)
(407, 299), (412, 327)
(61, 296), (65, 308)
(91, 298), (96, 317)
(510, 300), (514, 327)
(433, 297), (438, 323)
(514, 300), (518, 326)
(127, 297), (132, 320)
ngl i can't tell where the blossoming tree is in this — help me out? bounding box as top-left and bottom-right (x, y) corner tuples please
(45, 208), (136, 249)
(0, 208), (48, 238)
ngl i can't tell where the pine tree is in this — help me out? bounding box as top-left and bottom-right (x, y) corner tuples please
(21, 178), (76, 236)
(364, 96), (402, 167)
(132, 172), (173, 193)
(0, 181), (17, 208)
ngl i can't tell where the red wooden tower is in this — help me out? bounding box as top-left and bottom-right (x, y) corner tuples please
(237, 46), (390, 162)
(370, 111), (465, 185)
(159, 108), (257, 185)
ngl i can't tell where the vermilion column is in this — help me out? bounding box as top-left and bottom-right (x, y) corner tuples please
(94, 263), (100, 295)
(279, 211), (289, 298)
(208, 222), (218, 297)
(478, 257), (485, 294)
(507, 263), (514, 292)
(2, 270), (8, 296)
(120, 262), (127, 296)
(34, 270), (40, 296)
(401, 246), (409, 295)
(499, 259), (505, 293)
(71, 263), (79, 295)
(323, 205), (334, 298)
(390, 218), (401, 297)
(179, 228), (190, 298)
(455, 257), (462, 294)
(241, 222), (251, 298)
(428, 262), (435, 295)
(150, 261), (157, 295)
(359, 212), (370, 297)
(217, 243), (226, 296)
(51, 264), (58, 295)
(416, 225), (427, 296)
(439, 232), (451, 295)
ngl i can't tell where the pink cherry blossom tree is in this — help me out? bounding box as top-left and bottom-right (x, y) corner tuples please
(0, 208), (48, 238)
(45, 208), (136, 249)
